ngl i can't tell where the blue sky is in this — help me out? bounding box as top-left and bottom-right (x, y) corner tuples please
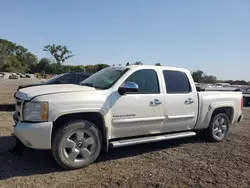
(1, 0), (249, 80)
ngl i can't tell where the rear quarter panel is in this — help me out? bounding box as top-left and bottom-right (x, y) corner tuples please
(195, 91), (242, 129)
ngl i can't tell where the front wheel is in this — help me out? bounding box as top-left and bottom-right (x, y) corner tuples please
(206, 113), (230, 142)
(52, 120), (102, 170)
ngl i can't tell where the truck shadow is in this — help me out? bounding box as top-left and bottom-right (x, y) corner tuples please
(0, 134), (207, 180)
(97, 133), (207, 162)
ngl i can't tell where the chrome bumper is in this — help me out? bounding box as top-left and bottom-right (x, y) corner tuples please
(13, 121), (53, 150)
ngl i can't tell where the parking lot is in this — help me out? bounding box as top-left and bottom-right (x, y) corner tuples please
(0, 79), (249, 188)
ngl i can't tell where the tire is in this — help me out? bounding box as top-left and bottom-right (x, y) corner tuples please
(52, 119), (102, 170)
(206, 113), (230, 142)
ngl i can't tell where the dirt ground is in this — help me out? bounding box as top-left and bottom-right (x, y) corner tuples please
(0, 79), (249, 188)
(0, 78), (40, 104)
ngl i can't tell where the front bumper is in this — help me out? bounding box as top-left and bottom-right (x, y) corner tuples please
(13, 121), (53, 150)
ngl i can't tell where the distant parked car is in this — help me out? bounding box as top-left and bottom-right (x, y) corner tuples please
(17, 72), (93, 90)
(9, 74), (19, 79)
(25, 74), (31, 78)
(0, 72), (4, 78)
(19, 73), (26, 78)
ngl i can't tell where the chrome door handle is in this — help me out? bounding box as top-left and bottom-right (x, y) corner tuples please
(150, 99), (162, 105)
(185, 98), (194, 104)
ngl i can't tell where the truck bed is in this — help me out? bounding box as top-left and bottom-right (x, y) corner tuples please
(195, 91), (243, 130)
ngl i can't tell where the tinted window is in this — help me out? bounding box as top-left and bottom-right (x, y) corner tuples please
(57, 74), (77, 84)
(44, 74), (64, 84)
(77, 75), (88, 83)
(163, 70), (191, 93)
(125, 69), (159, 94)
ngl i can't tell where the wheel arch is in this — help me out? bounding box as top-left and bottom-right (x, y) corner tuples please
(52, 112), (108, 151)
(211, 107), (234, 124)
(200, 103), (235, 130)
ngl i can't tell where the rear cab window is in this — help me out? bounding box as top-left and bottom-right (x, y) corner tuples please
(162, 70), (191, 94)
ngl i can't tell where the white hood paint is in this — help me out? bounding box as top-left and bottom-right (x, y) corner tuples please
(16, 84), (95, 100)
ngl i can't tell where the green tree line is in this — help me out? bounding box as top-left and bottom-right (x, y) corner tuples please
(0, 38), (249, 85)
(0, 39), (109, 74)
(191, 70), (249, 85)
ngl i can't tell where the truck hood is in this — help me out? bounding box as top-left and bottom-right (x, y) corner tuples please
(15, 84), (96, 100)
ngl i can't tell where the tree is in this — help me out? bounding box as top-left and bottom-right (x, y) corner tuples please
(126, 62), (130, 66)
(0, 39), (17, 55)
(192, 70), (217, 84)
(231, 80), (248, 85)
(37, 58), (51, 73)
(223, 80), (234, 85)
(0, 55), (7, 71)
(84, 64), (109, 73)
(203, 75), (217, 84)
(0, 38), (38, 73)
(43, 44), (75, 65)
(192, 70), (204, 83)
(2, 55), (28, 73)
(96, 64), (109, 71)
(155, 63), (161, 66)
(15, 45), (28, 59)
(134, 61), (143, 65)
(70, 65), (85, 72)
(85, 65), (95, 73)
(20, 52), (38, 73)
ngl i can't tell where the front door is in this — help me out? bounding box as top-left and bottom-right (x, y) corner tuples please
(110, 68), (165, 138)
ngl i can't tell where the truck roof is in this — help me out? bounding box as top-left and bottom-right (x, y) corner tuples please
(124, 65), (189, 72)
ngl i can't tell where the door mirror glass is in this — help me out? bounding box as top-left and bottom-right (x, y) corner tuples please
(118, 82), (139, 95)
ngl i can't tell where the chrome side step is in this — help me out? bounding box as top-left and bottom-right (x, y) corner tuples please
(110, 131), (196, 148)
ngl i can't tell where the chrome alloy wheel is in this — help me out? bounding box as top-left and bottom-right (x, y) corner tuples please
(212, 116), (229, 140)
(63, 129), (96, 163)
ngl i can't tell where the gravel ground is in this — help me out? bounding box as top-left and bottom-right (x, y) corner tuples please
(0, 79), (249, 188)
(0, 78), (40, 104)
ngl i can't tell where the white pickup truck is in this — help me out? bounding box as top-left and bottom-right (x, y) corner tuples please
(12, 65), (244, 169)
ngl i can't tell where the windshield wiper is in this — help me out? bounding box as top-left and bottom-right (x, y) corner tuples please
(81, 82), (104, 90)
(81, 83), (94, 87)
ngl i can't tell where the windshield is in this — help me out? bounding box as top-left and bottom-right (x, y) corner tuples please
(44, 74), (64, 84)
(81, 67), (129, 89)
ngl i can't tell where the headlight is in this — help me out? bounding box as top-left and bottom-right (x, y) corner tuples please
(23, 102), (48, 122)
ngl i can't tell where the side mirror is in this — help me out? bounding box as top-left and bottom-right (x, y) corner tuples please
(118, 82), (139, 95)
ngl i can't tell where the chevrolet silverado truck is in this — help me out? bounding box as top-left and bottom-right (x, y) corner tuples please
(12, 65), (244, 169)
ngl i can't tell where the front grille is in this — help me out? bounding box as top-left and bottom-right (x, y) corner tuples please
(17, 100), (21, 106)
(15, 97), (23, 120)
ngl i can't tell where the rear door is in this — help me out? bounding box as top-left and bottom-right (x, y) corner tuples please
(161, 69), (198, 133)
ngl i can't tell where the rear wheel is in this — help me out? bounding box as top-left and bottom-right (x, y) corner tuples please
(52, 119), (102, 170)
(207, 113), (230, 142)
